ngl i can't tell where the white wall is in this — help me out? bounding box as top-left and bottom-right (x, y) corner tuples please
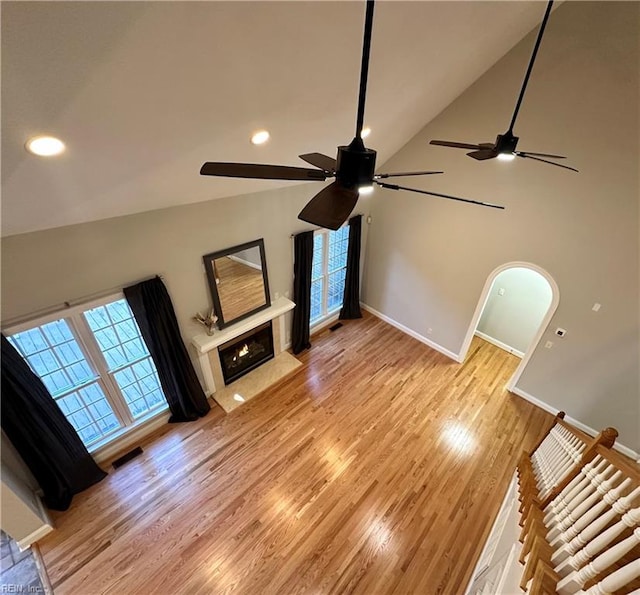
(477, 267), (552, 355)
(362, 2), (639, 452)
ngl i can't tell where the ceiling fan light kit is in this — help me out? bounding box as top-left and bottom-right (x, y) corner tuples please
(430, 0), (578, 173)
(200, 0), (511, 229)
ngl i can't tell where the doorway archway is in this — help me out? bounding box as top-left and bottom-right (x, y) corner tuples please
(459, 261), (559, 390)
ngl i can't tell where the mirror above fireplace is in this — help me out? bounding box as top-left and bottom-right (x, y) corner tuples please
(203, 238), (271, 329)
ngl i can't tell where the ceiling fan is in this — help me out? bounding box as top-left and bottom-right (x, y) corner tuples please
(200, 0), (504, 230)
(430, 0), (577, 173)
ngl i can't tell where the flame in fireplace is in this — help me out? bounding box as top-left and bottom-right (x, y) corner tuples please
(238, 343), (249, 357)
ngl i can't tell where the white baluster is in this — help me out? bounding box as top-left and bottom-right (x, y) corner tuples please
(549, 477), (632, 548)
(540, 449), (582, 500)
(545, 458), (606, 522)
(546, 469), (622, 542)
(546, 434), (584, 486)
(554, 506), (640, 575)
(552, 465), (617, 526)
(556, 528), (640, 594)
(534, 430), (567, 478)
(552, 487), (640, 568)
(584, 559), (640, 594)
(537, 439), (577, 497)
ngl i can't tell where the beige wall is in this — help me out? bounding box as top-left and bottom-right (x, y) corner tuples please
(1, 184), (370, 350)
(362, 2), (639, 451)
(1, 433), (51, 545)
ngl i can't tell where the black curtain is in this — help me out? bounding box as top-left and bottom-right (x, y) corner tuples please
(124, 276), (210, 422)
(291, 231), (314, 354)
(339, 214), (363, 320)
(1, 335), (107, 511)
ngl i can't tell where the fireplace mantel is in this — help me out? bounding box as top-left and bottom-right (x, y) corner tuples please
(191, 296), (295, 396)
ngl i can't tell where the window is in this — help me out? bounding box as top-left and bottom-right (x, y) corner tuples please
(310, 225), (349, 323)
(7, 296), (167, 448)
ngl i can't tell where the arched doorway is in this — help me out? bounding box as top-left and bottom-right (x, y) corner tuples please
(459, 262), (559, 390)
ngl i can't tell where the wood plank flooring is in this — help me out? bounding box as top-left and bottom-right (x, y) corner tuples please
(216, 257), (266, 322)
(37, 312), (553, 594)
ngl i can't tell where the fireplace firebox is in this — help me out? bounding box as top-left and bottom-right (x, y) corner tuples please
(218, 321), (274, 385)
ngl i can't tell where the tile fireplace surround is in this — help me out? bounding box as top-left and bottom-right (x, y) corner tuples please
(191, 297), (295, 399)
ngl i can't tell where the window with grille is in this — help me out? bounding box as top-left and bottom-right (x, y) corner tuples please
(6, 296), (167, 449)
(310, 225), (349, 324)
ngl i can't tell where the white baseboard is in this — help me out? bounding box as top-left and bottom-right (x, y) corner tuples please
(510, 387), (639, 461)
(474, 331), (524, 358)
(360, 303), (462, 363)
(17, 524), (54, 551)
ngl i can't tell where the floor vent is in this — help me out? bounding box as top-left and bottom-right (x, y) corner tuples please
(329, 322), (343, 331)
(112, 446), (144, 469)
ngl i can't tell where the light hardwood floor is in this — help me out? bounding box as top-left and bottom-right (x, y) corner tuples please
(216, 257), (266, 322)
(38, 312), (552, 594)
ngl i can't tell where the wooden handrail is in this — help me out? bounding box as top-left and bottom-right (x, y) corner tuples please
(595, 443), (640, 482)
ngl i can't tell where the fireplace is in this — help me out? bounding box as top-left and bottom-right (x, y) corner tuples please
(218, 321), (274, 385)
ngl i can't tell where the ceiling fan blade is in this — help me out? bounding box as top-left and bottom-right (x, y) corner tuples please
(298, 153), (337, 173)
(375, 181), (505, 210)
(200, 162), (327, 181)
(517, 154), (578, 172)
(430, 140), (483, 151)
(298, 181), (359, 230)
(375, 170), (443, 179)
(467, 150), (496, 161)
(517, 150), (567, 159)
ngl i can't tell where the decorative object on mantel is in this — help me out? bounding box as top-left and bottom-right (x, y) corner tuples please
(194, 309), (218, 335)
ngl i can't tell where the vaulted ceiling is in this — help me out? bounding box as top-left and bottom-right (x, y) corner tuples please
(2, 1), (551, 237)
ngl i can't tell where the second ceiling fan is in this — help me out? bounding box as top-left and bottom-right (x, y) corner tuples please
(430, 0), (578, 172)
(200, 0), (503, 230)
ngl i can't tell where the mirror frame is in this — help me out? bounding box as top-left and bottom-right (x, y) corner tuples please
(202, 238), (271, 329)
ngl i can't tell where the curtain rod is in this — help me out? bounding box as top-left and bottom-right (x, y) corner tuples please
(1, 274), (163, 329)
(290, 213), (363, 238)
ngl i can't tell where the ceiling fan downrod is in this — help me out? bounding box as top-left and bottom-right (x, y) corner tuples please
(506, 0), (554, 134)
(338, 0), (377, 190)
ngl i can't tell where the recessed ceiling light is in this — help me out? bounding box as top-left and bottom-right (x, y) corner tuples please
(358, 185), (374, 195)
(497, 152), (516, 162)
(25, 136), (66, 157)
(361, 127), (371, 139)
(251, 130), (270, 145)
